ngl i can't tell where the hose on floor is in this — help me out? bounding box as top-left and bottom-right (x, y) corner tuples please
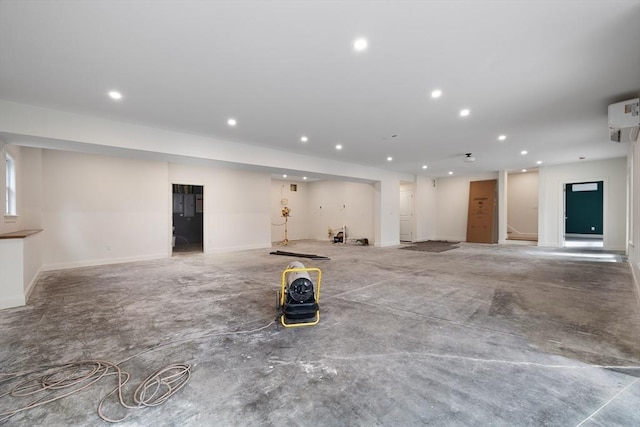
(0, 319), (275, 423)
(0, 360), (190, 423)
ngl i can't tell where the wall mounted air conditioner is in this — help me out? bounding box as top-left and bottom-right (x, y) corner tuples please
(608, 98), (639, 143)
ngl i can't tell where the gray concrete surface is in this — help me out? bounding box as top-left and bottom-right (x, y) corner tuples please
(1, 241), (638, 426)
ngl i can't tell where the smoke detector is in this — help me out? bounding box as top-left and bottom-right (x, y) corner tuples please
(464, 153), (475, 163)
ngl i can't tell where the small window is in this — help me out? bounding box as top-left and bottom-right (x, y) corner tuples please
(290, 184), (297, 192)
(5, 153), (16, 216)
(572, 182), (598, 192)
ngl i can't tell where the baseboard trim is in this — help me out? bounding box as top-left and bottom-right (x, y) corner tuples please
(207, 243), (272, 253)
(43, 253), (169, 271)
(24, 267), (42, 303)
(375, 240), (401, 248)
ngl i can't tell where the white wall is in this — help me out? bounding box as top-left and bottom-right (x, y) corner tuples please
(0, 100), (413, 247)
(435, 172), (499, 242)
(270, 179), (311, 243)
(308, 180), (375, 243)
(507, 171), (538, 239)
(42, 150), (170, 269)
(538, 157), (627, 250)
(414, 175), (437, 241)
(169, 163), (272, 253)
(628, 134), (639, 301)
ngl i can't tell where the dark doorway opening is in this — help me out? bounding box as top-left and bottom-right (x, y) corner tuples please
(564, 181), (603, 248)
(172, 184), (204, 254)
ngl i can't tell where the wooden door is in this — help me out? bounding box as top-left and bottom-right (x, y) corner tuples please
(466, 179), (497, 243)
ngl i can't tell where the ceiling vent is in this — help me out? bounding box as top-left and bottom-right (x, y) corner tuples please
(608, 98), (639, 143)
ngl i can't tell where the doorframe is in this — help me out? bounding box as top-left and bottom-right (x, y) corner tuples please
(170, 182), (206, 255)
(559, 177), (608, 248)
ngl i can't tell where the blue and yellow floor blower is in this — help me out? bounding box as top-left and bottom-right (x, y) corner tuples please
(277, 261), (322, 328)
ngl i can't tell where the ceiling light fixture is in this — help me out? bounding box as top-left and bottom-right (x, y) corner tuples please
(353, 37), (368, 51)
(536, 160), (543, 165)
(431, 89), (442, 98)
(448, 171), (453, 175)
(387, 156), (393, 161)
(303, 177), (307, 180)
(300, 136), (308, 142)
(283, 174), (287, 178)
(108, 91), (122, 100)
(522, 169), (527, 173)
(459, 109), (470, 117)
(336, 144), (343, 150)
(227, 118), (237, 126)
(498, 135), (507, 141)
(521, 150), (528, 155)
(422, 165), (428, 169)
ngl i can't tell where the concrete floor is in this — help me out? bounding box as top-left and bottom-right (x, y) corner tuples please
(1, 241), (639, 426)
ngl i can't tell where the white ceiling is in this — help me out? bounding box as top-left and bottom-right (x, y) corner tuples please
(1, 0), (638, 177)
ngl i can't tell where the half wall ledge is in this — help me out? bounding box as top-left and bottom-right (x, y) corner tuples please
(0, 229), (43, 310)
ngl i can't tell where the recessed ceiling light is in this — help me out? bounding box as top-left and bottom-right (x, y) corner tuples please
(303, 177), (307, 180)
(448, 171), (453, 175)
(498, 135), (507, 141)
(353, 37), (368, 51)
(227, 118), (237, 126)
(422, 165), (428, 169)
(283, 174), (287, 178)
(459, 109), (470, 117)
(300, 136), (308, 143)
(108, 91), (122, 100)
(336, 144), (343, 150)
(536, 160), (543, 165)
(431, 89), (442, 98)
(387, 156), (393, 161)
(521, 150), (528, 155)
(522, 169), (527, 173)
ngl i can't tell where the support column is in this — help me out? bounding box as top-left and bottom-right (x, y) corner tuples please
(374, 175), (401, 247)
(498, 170), (508, 244)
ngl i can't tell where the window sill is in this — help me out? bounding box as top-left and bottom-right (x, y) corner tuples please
(4, 215), (18, 223)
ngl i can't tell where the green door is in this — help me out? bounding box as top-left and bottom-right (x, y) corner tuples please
(565, 181), (603, 235)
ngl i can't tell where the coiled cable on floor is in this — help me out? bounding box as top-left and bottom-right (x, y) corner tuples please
(0, 360), (191, 423)
(0, 318), (274, 423)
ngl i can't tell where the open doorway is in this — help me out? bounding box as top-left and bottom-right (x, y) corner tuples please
(172, 184), (204, 254)
(564, 181), (603, 248)
(506, 170), (538, 243)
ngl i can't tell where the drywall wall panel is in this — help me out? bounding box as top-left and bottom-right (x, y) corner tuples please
(538, 157), (627, 250)
(435, 172), (499, 242)
(42, 150), (170, 269)
(628, 135), (639, 299)
(169, 163), (271, 252)
(19, 147), (42, 231)
(308, 180), (375, 243)
(507, 171), (538, 239)
(271, 180), (311, 243)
